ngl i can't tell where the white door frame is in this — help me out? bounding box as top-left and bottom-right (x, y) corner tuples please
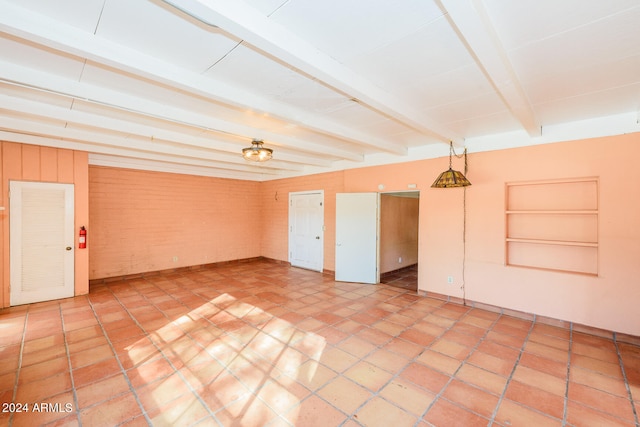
(10, 180), (75, 305)
(379, 190), (420, 275)
(288, 190), (324, 272)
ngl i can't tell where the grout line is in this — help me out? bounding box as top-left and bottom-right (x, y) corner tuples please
(613, 332), (639, 426)
(59, 303), (82, 426)
(85, 291), (154, 426)
(240, 278), (425, 426)
(114, 274), (225, 426)
(488, 316), (536, 425)
(192, 266), (346, 426)
(340, 289), (429, 424)
(414, 307), (504, 426)
(562, 322), (573, 426)
(8, 309), (29, 427)
(313, 288), (424, 426)
(219, 273), (362, 425)
(232, 270), (343, 425)
(303, 289), (492, 427)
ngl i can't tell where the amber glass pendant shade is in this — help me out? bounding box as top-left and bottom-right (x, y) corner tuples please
(431, 168), (471, 188)
(431, 142), (471, 188)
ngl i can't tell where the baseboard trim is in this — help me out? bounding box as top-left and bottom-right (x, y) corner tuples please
(420, 290), (640, 346)
(89, 256), (267, 285)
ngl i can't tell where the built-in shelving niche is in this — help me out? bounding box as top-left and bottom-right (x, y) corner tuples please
(505, 177), (598, 276)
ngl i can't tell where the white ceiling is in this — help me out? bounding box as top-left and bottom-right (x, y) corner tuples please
(1, 0), (639, 181)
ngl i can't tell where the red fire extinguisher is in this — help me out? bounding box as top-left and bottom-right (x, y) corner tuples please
(79, 226), (87, 249)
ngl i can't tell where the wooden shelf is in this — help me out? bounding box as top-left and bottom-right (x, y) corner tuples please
(506, 263), (599, 277)
(505, 177), (599, 275)
(505, 176), (598, 186)
(506, 238), (598, 248)
(506, 210), (598, 215)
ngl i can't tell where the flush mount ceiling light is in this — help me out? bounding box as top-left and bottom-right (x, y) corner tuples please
(431, 141), (471, 188)
(242, 139), (273, 162)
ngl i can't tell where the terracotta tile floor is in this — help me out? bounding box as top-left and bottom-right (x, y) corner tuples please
(1, 259), (639, 426)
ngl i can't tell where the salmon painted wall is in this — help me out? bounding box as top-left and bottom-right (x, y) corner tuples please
(0, 142), (89, 308)
(88, 166), (261, 279)
(380, 194), (419, 273)
(458, 134), (640, 336)
(261, 133), (640, 336)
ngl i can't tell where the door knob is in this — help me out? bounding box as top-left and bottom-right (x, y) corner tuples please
(66, 246), (72, 251)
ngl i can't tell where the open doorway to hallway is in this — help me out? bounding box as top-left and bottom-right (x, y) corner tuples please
(378, 191), (419, 291)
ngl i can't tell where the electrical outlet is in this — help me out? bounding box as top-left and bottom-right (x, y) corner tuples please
(398, 257), (402, 263)
(172, 256), (178, 262)
(447, 276), (454, 284)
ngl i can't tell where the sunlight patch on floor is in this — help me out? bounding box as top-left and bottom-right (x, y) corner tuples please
(125, 292), (326, 425)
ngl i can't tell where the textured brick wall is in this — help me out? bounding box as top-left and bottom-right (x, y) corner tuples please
(88, 166), (261, 279)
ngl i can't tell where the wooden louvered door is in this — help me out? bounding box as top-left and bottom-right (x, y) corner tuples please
(10, 181), (75, 305)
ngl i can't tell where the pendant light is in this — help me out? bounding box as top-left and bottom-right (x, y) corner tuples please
(242, 139), (273, 162)
(431, 141), (471, 188)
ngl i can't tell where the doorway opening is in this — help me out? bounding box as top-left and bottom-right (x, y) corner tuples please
(379, 191), (419, 291)
(334, 191), (419, 290)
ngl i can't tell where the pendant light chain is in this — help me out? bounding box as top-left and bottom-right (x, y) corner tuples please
(450, 141), (467, 159)
(464, 147), (468, 175)
(462, 164), (468, 305)
(463, 145), (468, 304)
(450, 141), (469, 173)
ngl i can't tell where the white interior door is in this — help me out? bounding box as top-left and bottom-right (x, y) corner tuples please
(10, 181), (75, 305)
(289, 191), (324, 272)
(335, 193), (379, 284)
